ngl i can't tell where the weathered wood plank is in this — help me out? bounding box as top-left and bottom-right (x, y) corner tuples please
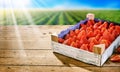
(0, 26), (65, 49)
(0, 34), (50, 40)
(0, 50), (119, 67)
(83, 66), (120, 72)
(0, 25), (68, 41)
(0, 50), (91, 66)
(0, 50), (53, 57)
(0, 66), (119, 72)
(0, 51), (63, 66)
(0, 66), (90, 72)
(0, 40), (51, 49)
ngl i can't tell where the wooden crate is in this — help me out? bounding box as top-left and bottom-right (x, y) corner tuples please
(51, 35), (120, 66)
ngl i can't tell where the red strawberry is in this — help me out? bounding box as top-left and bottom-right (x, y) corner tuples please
(80, 24), (87, 31)
(98, 21), (108, 29)
(109, 23), (114, 28)
(58, 38), (64, 43)
(110, 55), (120, 62)
(88, 37), (98, 44)
(95, 34), (101, 41)
(108, 26), (115, 34)
(63, 38), (72, 45)
(76, 40), (82, 48)
(75, 29), (80, 35)
(64, 34), (70, 40)
(103, 21), (108, 28)
(94, 29), (101, 36)
(115, 26), (120, 35)
(98, 21), (102, 24)
(77, 30), (86, 40)
(80, 35), (88, 44)
(115, 46), (120, 53)
(87, 31), (94, 38)
(80, 24), (86, 28)
(72, 35), (77, 42)
(86, 27), (93, 33)
(70, 41), (77, 48)
(101, 27), (106, 33)
(91, 20), (95, 25)
(102, 30), (113, 42)
(80, 44), (89, 51)
(69, 30), (75, 37)
(112, 30), (119, 38)
(93, 23), (100, 29)
(86, 20), (94, 26)
(89, 43), (94, 52)
(99, 39), (110, 48)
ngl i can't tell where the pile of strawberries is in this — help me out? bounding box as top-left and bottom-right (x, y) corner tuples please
(58, 20), (120, 52)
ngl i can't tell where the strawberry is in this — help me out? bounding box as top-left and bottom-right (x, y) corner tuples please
(115, 26), (120, 35)
(98, 21), (108, 29)
(80, 24), (87, 31)
(110, 55), (120, 62)
(94, 29), (101, 36)
(75, 29), (80, 35)
(93, 23), (100, 29)
(115, 46), (120, 53)
(102, 30), (112, 42)
(88, 43), (94, 52)
(64, 34), (70, 40)
(86, 20), (94, 27)
(58, 38), (64, 43)
(95, 34), (101, 41)
(109, 23), (114, 28)
(63, 38), (72, 45)
(87, 31), (94, 38)
(76, 40), (82, 48)
(69, 30), (75, 37)
(80, 24), (86, 28)
(112, 30), (119, 38)
(88, 37), (98, 44)
(108, 26), (114, 34)
(101, 27), (106, 33)
(80, 44), (89, 51)
(99, 39), (110, 48)
(91, 20), (95, 25)
(86, 27), (93, 33)
(98, 21), (102, 25)
(77, 30), (86, 40)
(70, 41), (77, 48)
(72, 35), (77, 42)
(80, 35), (88, 44)
(103, 21), (108, 28)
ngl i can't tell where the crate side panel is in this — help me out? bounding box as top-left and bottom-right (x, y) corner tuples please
(52, 41), (101, 66)
(101, 36), (120, 66)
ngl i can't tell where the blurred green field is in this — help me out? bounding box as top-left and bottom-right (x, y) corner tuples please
(0, 9), (120, 25)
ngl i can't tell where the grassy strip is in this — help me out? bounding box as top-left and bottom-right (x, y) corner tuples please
(64, 11), (76, 24)
(46, 12), (60, 25)
(58, 11), (64, 25)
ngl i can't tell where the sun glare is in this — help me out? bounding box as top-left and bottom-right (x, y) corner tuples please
(0, 0), (30, 8)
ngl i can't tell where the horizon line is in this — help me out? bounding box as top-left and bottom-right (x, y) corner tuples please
(0, 8), (119, 10)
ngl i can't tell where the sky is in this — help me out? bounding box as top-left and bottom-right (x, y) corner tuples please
(0, 0), (120, 9)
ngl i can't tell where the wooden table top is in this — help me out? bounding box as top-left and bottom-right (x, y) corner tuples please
(0, 25), (120, 72)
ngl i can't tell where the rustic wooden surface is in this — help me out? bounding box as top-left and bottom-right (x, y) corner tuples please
(0, 25), (120, 72)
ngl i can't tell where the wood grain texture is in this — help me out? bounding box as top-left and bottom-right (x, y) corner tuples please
(0, 25), (119, 72)
(0, 66), (91, 72)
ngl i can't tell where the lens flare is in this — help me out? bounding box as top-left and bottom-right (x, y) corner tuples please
(6, 0), (27, 57)
(0, 0), (30, 8)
